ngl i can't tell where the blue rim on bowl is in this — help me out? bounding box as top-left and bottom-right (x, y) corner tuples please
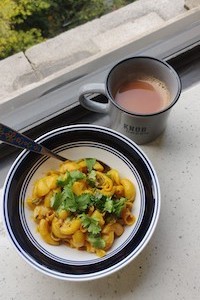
(3, 124), (160, 281)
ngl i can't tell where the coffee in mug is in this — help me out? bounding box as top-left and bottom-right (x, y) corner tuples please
(114, 76), (170, 114)
(78, 56), (181, 144)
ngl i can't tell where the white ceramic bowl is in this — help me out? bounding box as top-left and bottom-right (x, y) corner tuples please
(3, 124), (160, 281)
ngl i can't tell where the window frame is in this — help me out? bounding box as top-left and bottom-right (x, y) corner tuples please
(0, 9), (200, 159)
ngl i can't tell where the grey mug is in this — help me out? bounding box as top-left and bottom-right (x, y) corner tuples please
(78, 56), (181, 144)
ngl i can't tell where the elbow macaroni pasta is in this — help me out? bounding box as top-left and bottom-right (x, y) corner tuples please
(27, 158), (136, 257)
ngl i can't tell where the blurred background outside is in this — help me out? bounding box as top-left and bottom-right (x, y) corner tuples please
(0, 0), (135, 60)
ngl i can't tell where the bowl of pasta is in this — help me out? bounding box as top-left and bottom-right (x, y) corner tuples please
(3, 124), (160, 281)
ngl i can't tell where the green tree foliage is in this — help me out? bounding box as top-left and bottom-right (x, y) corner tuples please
(0, 0), (51, 59)
(22, 0), (108, 37)
(0, 0), (133, 60)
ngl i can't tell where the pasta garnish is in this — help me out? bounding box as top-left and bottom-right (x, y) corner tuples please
(27, 158), (136, 257)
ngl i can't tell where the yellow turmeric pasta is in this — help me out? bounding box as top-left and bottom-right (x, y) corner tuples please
(27, 158), (136, 257)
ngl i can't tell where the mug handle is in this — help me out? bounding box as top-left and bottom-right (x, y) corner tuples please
(79, 83), (110, 113)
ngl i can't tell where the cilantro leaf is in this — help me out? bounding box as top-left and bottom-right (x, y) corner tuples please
(113, 197), (126, 217)
(70, 170), (85, 181)
(90, 192), (107, 211)
(57, 173), (70, 187)
(57, 170), (85, 188)
(88, 221), (101, 235)
(87, 170), (96, 187)
(104, 197), (114, 213)
(90, 193), (126, 216)
(80, 214), (101, 235)
(62, 186), (77, 212)
(75, 193), (91, 212)
(80, 213), (91, 227)
(50, 192), (63, 210)
(87, 234), (106, 249)
(55, 170), (88, 212)
(85, 158), (96, 172)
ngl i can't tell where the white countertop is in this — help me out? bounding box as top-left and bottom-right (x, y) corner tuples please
(1, 83), (200, 300)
